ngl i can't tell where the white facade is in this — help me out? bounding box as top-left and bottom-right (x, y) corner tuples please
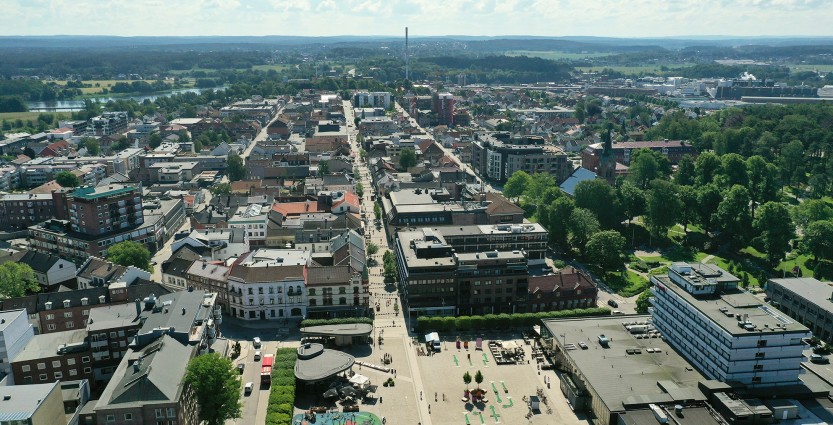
(0, 309), (35, 382)
(353, 92), (392, 109)
(227, 249), (311, 320)
(228, 205), (268, 243)
(650, 264), (810, 388)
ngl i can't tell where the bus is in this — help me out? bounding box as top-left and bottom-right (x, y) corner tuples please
(260, 354), (274, 386)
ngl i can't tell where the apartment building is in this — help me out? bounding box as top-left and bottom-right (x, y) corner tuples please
(87, 112), (129, 137)
(470, 133), (571, 183)
(0, 193), (54, 231)
(306, 230), (368, 319)
(352, 91), (392, 109)
(10, 329), (95, 388)
(526, 267), (598, 312)
(53, 184), (144, 236)
(228, 249), (310, 320)
(581, 140), (698, 171)
(0, 309), (35, 381)
(650, 263), (810, 388)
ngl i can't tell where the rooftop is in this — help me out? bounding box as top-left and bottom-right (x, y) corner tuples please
(0, 382), (59, 421)
(0, 309), (27, 332)
(72, 184), (138, 201)
(768, 278), (833, 316)
(294, 343), (355, 382)
(13, 329), (88, 363)
(87, 303), (140, 332)
(543, 315), (707, 415)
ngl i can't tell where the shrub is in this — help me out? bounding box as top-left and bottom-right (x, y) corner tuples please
(416, 307), (611, 332)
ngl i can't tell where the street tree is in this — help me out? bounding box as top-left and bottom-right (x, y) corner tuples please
(673, 154), (696, 186)
(568, 207), (600, 253)
(714, 185), (752, 249)
(695, 184), (722, 234)
(503, 171), (532, 203)
(645, 179), (680, 240)
(55, 171), (81, 188)
(227, 153), (245, 181)
(107, 241), (152, 271)
(81, 137), (100, 156)
(720, 153), (748, 189)
(148, 133), (163, 149)
(635, 290), (653, 314)
(474, 370), (484, 390)
(779, 140), (804, 186)
(463, 371), (472, 389)
(367, 242), (379, 256)
(356, 182), (364, 198)
(746, 155), (780, 217)
(574, 179), (621, 229)
(399, 148), (417, 170)
(184, 353), (242, 425)
(210, 183), (231, 195)
(373, 202), (382, 218)
(0, 262), (39, 298)
(802, 220), (833, 262)
(753, 202), (795, 266)
(319, 160), (330, 175)
(586, 230), (626, 274)
(547, 197), (575, 249)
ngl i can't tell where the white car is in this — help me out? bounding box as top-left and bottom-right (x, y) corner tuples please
(252, 337), (261, 348)
(254, 351), (262, 361)
(244, 382), (253, 395)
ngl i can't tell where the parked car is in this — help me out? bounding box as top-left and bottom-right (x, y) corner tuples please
(254, 351), (262, 361)
(608, 299), (619, 308)
(244, 382), (253, 395)
(237, 363), (245, 374)
(811, 354), (830, 364)
(578, 341), (588, 350)
(252, 337), (261, 349)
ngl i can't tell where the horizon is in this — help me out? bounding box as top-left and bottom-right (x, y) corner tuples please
(2, 0), (832, 38)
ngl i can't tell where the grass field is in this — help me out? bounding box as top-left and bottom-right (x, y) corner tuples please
(251, 64), (292, 72)
(576, 63), (695, 75)
(0, 111), (71, 122)
(53, 79), (193, 95)
(786, 64), (833, 73)
(506, 50), (613, 60)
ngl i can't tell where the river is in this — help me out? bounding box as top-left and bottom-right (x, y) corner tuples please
(26, 86), (227, 112)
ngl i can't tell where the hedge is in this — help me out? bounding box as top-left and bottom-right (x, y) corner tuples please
(299, 317), (373, 328)
(266, 348), (298, 425)
(416, 307), (611, 332)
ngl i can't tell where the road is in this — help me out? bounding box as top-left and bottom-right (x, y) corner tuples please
(241, 103), (286, 163)
(151, 217), (191, 282)
(226, 338), (281, 425)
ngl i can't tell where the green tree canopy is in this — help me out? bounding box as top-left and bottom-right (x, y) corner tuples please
(802, 220), (833, 262)
(463, 371), (472, 388)
(753, 202), (795, 266)
(645, 179), (680, 239)
(503, 170), (531, 202)
(673, 154), (696, 186)
(792, 199), (833, 230)
(148, 133), (163, 149)
(719, 153), (748, 189)
(55, 171), (81, 188)
(617, 180), (646, 225)
(746, 155), (780, 216)
(80, 137), (100, 156)
(107, 241), (152, 271)
(714, 185), (752, 249)
(474, 370), (484, 389)
(227, 153), (245, 182)
(696, 184), (723, 234)
(628, 148), (671, 189)
(547, 197), (575, 249)
(568, 207), (600, 253)
(210, 182), (231, 195)
(694, 152), (722, 186)
(184, 353), (242, 425)
(574, 179), (621, 229)
(586, 230), (626, 273)
(0, 262), (39, 298)
(635, 290), (653, 314)
(318, 160), (330, 175)
(399, 147), (417, 170)
(677, 185), (699, 233)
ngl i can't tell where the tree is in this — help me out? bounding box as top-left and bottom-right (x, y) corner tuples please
(547, 197), (575, 249)
(463, 371), (472, 389)
(746, 156), (780, 217)
(55, 171), (81, 188)
(107, 241), (152, 271)
(802, 220), (833, 262)
(474, 370), (484, 390)
(80, 137), (100, 156)
(111, 135), (129, 153)
(503, 170), (531, 203)
(645, 180), (680, 240)
(720, 153), (748, 189)
(0, 262), (39, 298)
(674, 154), (696, 186)
(210, 183), (231, 195)
(628, 148), (670, 189)
(227, 153), (245, 182)
(184, 353), (242, 425)
(694, 152), (722, 186)
(586, 231), (626, 273)
(779, 140), (804, 186)
(792, 199), (833, 230)
(356, 182), (364, 198)
(618, 180), (645, 225)
(714, 185), (752, 249)
(399, 148), (417, 170)
(574, 100), (586, 123)
(148, 133), (163, 149)
(568, 208), (600, 253)
(367, 242), (379, 256)
(374, 201), (382, 218)
(754, 202), (795, 266)
(696, 184), (722, 234)
(635, 290), (653, 314)
(574, 179), (621, 229)
(319, 160), (330, 175)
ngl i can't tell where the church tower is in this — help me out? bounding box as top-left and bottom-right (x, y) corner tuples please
(597, 123), (616, 184)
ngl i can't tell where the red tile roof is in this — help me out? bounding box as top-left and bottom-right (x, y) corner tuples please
(271, 201), (322, 217)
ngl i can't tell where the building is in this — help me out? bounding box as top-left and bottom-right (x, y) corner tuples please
(527, 267), (598, 312)
(228, 204), (269, 247)
(170, 228), (248, 262)
(10, 329), (95, 387)
(766, 277), (833, 343)
(87, 112), (129, 137)
(76, 257), (150, 288)
(382, 188), (524, 229)
(0, 250), (76, 289)
(0, 309), (35, 381)
(0, 381), (66, 425)
(470, 133), (572, 184)
(581, 140), (698, 172)
(28, 216), (163, 263)
(0, 193), (55, 231)
(185, 260), (231, 313)
(540, 316), (708, 425)
(305, 230), (368, 319)
(53, 185), (144, 236)
(650, 263), (811, 388)
(227, 249), (310, 320)
(432, 92), (455, 126)
(433, 223), (548, 264)
(353, 91), (392, 109)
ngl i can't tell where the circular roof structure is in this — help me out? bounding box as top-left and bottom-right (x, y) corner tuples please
(299, 323), (373, 337)
(294, 343), (355, 382)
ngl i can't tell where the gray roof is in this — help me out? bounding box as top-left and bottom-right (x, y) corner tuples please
(13, 329), (88, 363)
(618, 406), (722, 425)
(300, 323), (373, 337)
(559, 167), (596, 196)
(542, 316), (707, 415)
(96, 335), (194, 410)
(87, 303), (140, 332)
(0, 382), (59, 421)
(17, 250), (63, 274)
(768, 277), (833, 316)
(0, 309), (27, 332)
(294, 343), (355, 382)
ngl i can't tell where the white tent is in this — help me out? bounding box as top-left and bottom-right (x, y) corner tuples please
(349, 374), (370, 389)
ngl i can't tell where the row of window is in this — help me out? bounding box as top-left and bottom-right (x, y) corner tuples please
(22, 367), (90, 383)
(104, 407), (176, 422)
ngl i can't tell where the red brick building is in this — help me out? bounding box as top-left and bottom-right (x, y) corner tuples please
(581, 140), (698, 172)
(526, 267), (598, 312)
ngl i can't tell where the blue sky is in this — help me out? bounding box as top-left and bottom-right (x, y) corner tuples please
(1, 0), (830, 37)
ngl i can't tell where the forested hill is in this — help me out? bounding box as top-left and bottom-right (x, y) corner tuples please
(419, 55), (573, 83)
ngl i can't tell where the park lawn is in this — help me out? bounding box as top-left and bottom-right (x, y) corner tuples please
(775, 252), (813, 278)
(786, 64), (833, 73)
(575, 63), (694, 75)
(54, 79), (194, 95)
(252, 64), (292, 72)
(506, 50), (613, 60)
(0, 111), (71, 122)
(604, 269), (649, 297)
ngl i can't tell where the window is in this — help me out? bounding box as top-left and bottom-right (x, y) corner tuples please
(64, 311), (73, 318)
(82, 356), (90, 363)
(753, 364), (764, 371)
(66, 322), (75, 329)
(47, 324), (56, 331)
(156, 409), (164, 419)
(52, 360), (61, 368)
(37, 362), (46, 370)
(46, 314), (54, 320)
(54, 371), (63, 379)
(124, 413), (133, 421)
(110, 331), (117, 339)
(106, 415), (115, 423)
(751, 377), (762, 383)
(67, 358), (75, 366)
(84, 367), (91, 373)
(755, 352), (766, 359)
(69, 369), (77, 376)
(21, 365), (30, 372)
(757, 340), (767, 347)
(167, 407), (175, 417)
(39, 373), (47, 381)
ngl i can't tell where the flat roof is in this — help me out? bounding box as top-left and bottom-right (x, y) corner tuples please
(769, 278), (833, 316)
(294, 343), (355, 382)
(300, 323), (373, 337)
(395, 230), (456, 269)
(618, 407), (721, 425)
(654, 275), (810, 336)
(543, 315), (707, 414)
(87, 303), (139, 332)
(0, 309), (27, 331)
(13, 329), (88, 363)
(0, 382), (58, 420)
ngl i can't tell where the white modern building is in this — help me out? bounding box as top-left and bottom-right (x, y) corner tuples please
(228, 204), (269, 246)
(227, 249), (310, 320)
(352, 91), (392, 109)
(0, 309), (35, 382)
(650, 263), (810, 388)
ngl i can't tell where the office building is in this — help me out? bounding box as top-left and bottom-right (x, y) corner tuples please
(650, 263), (810, 388)
(766, 277), (833, 343)
(470, 133), (571, 184)
(352, 91), (392, 109)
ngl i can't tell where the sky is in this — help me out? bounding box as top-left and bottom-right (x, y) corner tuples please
(1, 0), (831, 38)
